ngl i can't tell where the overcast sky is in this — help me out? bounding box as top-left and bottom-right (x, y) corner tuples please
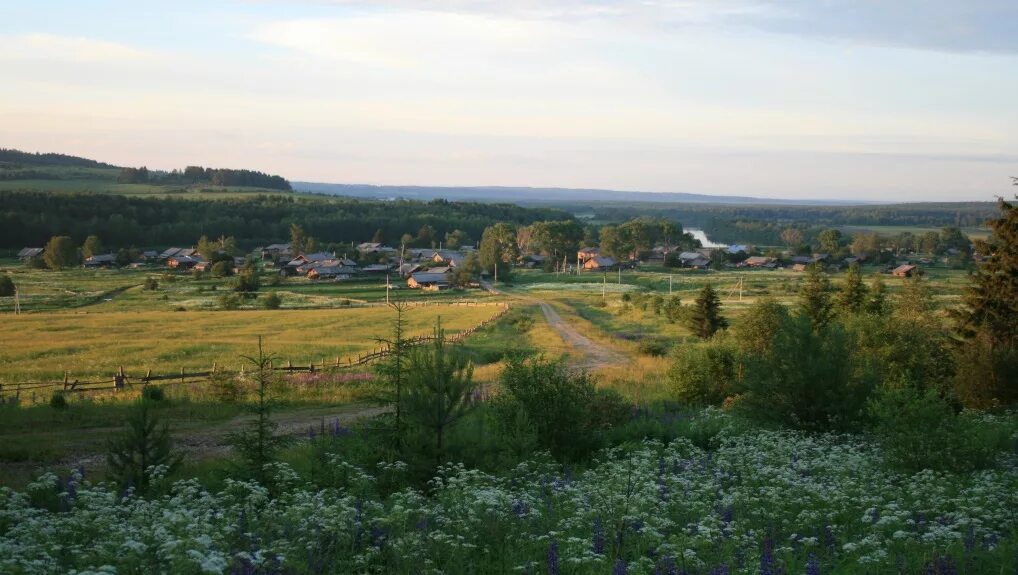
(1, 1), (1015, 201)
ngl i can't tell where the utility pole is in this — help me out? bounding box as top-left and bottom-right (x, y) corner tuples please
(602, 271), (606, 301)
(385, 274), (391, 304)
(669, 274), (673, 295)
(13, 284), (20, 315)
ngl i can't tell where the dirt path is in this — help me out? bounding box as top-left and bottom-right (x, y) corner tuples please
(64, 404), (388, 471)
(482, 281), (627, 370)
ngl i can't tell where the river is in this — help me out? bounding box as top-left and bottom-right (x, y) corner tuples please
(685, 228), (726, 248)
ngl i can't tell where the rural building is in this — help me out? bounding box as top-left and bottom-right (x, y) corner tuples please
(678, 252), (711, 269)
(361, 263), (393, 274)
(17, 247), (43, 261)
(523, 254), (548, 268)
(308, 265), (359, 280)
(790, 256), (814, 265)
(726, 245), (749, 254)
(577, 247), (600, 262)
(791, 263), (808, 272)
(407, 270), (451, 289)
(167, 254), (202, 269)
(432, 250), (464, 267)
(744, 256), (777, 268)
(83, 254), (117, 268)
(141, 250), (159, 260)
(892, 264), (921, 277)
(398, 263), (422, 277)
(261, 243), (291, 262)
(582, 256), (618, 271)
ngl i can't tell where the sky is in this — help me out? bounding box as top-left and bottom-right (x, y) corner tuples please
(0, 1), (1016, 202)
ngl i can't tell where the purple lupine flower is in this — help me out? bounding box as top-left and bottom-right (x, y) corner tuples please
(654, 557), (678, 575)
(613, 559), (628, 575)
(720, 505), (734, 525)
(370, 526), (387, 548)
(758, 539), (785, 575)
(963, 526), (976, 552)
(806, 553), (821, 575)
(592, 517), (605, 554)
(708, 565), (730, 575)
(547, 540), (559, 575)
(308, 425), (316, 441)
(512, 499), (527, 519)
(923, 554), (958, 575)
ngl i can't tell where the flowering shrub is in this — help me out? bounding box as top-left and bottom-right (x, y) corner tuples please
(2, 418), (1016, 574)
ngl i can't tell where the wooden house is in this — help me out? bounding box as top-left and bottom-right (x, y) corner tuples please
(407, 270), (451, 289)
(892, 264), (920, 277)
(17, 247), (43, 262)
(582, 256), (618, 271)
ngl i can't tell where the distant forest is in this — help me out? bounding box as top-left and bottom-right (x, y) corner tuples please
(561, 202), (1000, 245)
(0, 148), (117, 169)
(117, 165), (292, 191)
(0, 192), (568, 250)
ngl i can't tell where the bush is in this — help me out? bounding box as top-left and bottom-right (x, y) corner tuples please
(668, 340), (740, 406)
(234, 270), (260, 293)
(49, 393), (68, 410)
(218, 293), (241, 310)
(0, 274), (15, 297)
(736, 314), (876, 431)
(494, 356), (606, 461)
(142, 277), (159, 291)
(210, 372), (244, 403)
(142, 385), (166, 402)
(637, 337), (672, 357)
(211, 261), (233, 278)
(869, 386), (1013, 472)
(262, 291), (282, 309)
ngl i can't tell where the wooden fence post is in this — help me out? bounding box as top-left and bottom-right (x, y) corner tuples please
(180, 366), (185, 384)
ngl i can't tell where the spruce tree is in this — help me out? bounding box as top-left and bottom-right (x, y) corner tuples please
(375, 301), (411, 450)
(798, 263), (834, 330)
(866, 276), (888, 315)
(951, 193), (1018, 406)
(229, 337), (288, 484)
(107, 395), (182, 495)
(686, 285), (728, 339)
(836, 263), (868, 314)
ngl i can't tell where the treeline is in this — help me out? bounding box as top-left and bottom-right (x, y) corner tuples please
(556, 201), (998, 243)
(0, 192), (568, 250)
(118, 165), (292, 191)
(0, 148), (118, 169)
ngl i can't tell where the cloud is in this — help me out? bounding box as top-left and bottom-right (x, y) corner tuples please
(0, 33), (155, 63)
(302, 0), (1018, 53)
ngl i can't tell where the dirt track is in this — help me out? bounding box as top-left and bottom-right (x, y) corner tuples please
(482, 281), (627, 371)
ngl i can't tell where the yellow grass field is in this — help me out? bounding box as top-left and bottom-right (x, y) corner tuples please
(0, 304), (504, 383)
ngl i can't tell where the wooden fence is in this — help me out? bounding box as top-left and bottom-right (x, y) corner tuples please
(0, 302), (511, 401)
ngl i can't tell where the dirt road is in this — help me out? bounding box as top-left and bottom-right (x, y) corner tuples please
(482, 281), (627, 370)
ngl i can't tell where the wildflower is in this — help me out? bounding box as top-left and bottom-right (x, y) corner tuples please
(547, 540), (559, 575)
(592, 517), (605, 555)
(613, 559), (628, 575)
(806, 553), (820, 575)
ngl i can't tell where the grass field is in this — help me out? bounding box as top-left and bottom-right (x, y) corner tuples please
(0, 303), (505, 384)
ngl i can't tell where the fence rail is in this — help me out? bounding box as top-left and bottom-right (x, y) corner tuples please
(0, 302), (511, 401)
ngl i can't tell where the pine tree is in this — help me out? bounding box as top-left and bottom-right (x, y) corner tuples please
(229, 338), (288, 484)
(895, 274), (933, 317)
(107, 395), (182, 494)
(866, 276), (888, 315)
(403, 319), (476, 467)
(798, 264), (834, 330)
(836, 263), (868, 314)
(686, 285), (728, 339)
(374, 301), (411, 450)
(953, 195), (1018, 348)
(951, 193), (1018, 406)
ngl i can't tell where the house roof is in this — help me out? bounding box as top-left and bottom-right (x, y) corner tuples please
(160, 247), (182, 258)
(264, 243), (290, 251)
(311, 265), (358, 276)
(791, 256), (814, 264)
(410, 271), (451, 284)
(142, 250), (159, 258)
(303, 252), (334, 262)
(587, 256), (617, 267)
(892, 264), (918, 274)
(678, 252), (703, 261)
(726, 245), (749, 253)
(17, 247), (43, 258)
(85, 254), (117, 263)
(170, 255), (202, 264)
(361, 264), (393, 272)
(745, 256), (774, 265)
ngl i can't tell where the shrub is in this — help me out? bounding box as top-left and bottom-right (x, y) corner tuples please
(262, 291), (282, 309)
(0, 274), (15, 297)
(736, 314), (876, 431)
(218, 293), (241, 310)
(49, 393), (68, 410)
(668, 340), (741, 406)
(494, 356), (604, 461)
(211, 261), (233, 278)
(234, 269), (260, 293)
(210, 372), (244, 403)
(142, 277), (159, 291)
(638, 337), (671, 357)
(141, 385), (166, 402)
(869, 386), (1014, 472)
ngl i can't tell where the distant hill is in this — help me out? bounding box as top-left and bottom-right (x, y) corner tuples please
(293, 182), (870, 206)
(0, 148), (119, 169)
